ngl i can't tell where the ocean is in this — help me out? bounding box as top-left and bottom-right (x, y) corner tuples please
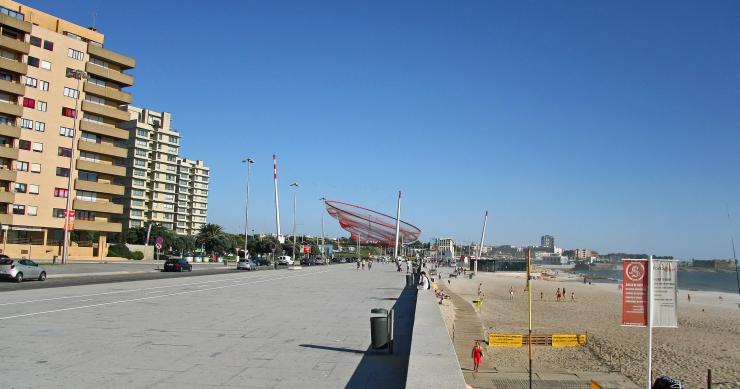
(573, 269), (739, 293)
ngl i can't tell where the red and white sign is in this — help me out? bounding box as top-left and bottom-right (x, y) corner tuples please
(622, 259), (648, 326)
(303, 245), (311, 254)
(64, 210), (75, 231)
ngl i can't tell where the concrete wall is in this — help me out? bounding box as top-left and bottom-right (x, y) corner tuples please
(125, 244), (154, 260)
(406, 289), (467, 388)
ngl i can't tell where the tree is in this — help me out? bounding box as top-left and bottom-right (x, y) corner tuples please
(196, 224), (229, 256)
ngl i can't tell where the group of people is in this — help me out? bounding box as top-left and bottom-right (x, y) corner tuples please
(555, 287), (574, 302)
(355, 258), (372, 270)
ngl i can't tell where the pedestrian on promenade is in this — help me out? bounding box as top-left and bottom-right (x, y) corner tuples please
(356, 258), (360, 271)
(571, 291), (575, 302)
(471, 341), (484, 373)
(368, 259), (372, 270)
(509, 286), (514, 300)
(540, 291), (543, 301)
(418, 271), (430, 290)
(361, 259), (366, 270)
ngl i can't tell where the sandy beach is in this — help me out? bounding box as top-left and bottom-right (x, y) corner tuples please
(437, 269), (740, 389)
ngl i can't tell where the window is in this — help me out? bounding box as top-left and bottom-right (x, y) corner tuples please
(36, 101), (47, 112)
(22, 97), (35, 108)
(167, 155), (176, 162)
(14, 183), (26, 193)
(25, 77), (37, 88)
(83, 113), (103, 123)
(62, 107), (76, 118)
(28, 184), (38, 195)
(80, 132), (100, 143)
(32, 142), (43, 152)
(134, 159), (146, 167)
(135, 149), (147, 157)
(132, 189), (144, 197)
(29, 36), (41, 47)
(18, 139), (31, 150)
(76, 190), (96, 202)
(40, 60), (51, 70)
(58, 147), (72, 157)
(133, 169), (145, 177)
(30, 163), (41, 173)
(77, 210), (95, 221)
(164, 203), (174, 210)
(20, 118), (32, 129)
(56, 167), (70, 177)
(79, 171), (97, 182)
(79, 151), (99, 162)
(85, 95), (105, 105)
(59, 127), (74, 137)
(54, 188), (68, 198)
(63, 87), (79, 99)
(88, 77), (106, 87)
(43, 40), (53, 51)
(169, 136), (178, 143)
(0, 7), (24, 21)
(34, 121), (45, 132)
(89, 57), (109, 68)
(27, 56), (39, 67)
(53, 208), (65, 218)
(27, 206), (38, 216)
(12, 204), (24, 215)
(135, 139), (148, 148)
(136, 129), (148, 137)
(15, 161), (28, 171)
(131, 199), (143, 207)
(68, 48), (84, 60)
(39, 80), (49, 91)
(132, 178), (145, 186)
(131, 209), (142, 217)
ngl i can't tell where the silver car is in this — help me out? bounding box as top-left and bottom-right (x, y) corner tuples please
(0, 258), (47, 282)
(237, 259), (256, 270)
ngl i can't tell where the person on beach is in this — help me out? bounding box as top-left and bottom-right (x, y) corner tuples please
(571, 291), (575, 302)
(471, 341), (484, 373)
(509, 286), (514, 300)
(540, 291), (543, 301)
(478, 283), (483, 296)
(688, 294), (691, 302)
(556, 289), (561, 302)
(562, 287), (566, 298)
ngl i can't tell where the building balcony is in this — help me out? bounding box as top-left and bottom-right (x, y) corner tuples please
(77, 139), (128, 159)
(0, 123), (20, 138)
(0, 144), (18, 160)
(0, 190), (14, 203)
(0, 79), (24, 96)
(76, 159), (127, 176)
(79, 120), (129, 140)
(0, 13), (32, 33)
(83, 82), (132, 104)
(73, 199), (124, 215)
(0, 102), (22, 117)
(0, 35), (29, 54)
(75, 179), (125, 196)
(74, 219), (122, 233)
(81, 100), (130, 122)
(0, 57), (27, 75)
(85, 62), (134, 87)
(0, 168), (17, 182)
(87, 43), (135, 69)
(0, 213), (11, 225)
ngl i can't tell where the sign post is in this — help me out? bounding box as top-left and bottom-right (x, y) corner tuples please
(155, 236), (164, 262)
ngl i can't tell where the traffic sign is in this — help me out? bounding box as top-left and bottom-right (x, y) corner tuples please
(155, 236), (164, 250)
(271, 244), (277, 253)
(303, 245), (311, 254)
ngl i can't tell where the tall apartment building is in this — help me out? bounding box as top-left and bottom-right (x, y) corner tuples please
(121, 107), (208, 237)
(0, 0), (134, 259)
(541, 234), (554, 250)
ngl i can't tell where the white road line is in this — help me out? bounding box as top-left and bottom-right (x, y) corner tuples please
(0, 270), (330, 321)
(79, 299), (93, 302)
(0, 272), (282, 306)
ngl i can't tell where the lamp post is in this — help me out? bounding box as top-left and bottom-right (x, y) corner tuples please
(242, 157), (254, 259)
(61, 69), (87, 265)
(290, 182), (299, 261)
(319, 197), (326, 262)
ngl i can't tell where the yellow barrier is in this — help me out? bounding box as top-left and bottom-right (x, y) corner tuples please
(488, 333), (587, 347)
(489, 333), (523, 347)
(552, 334), (588, 347)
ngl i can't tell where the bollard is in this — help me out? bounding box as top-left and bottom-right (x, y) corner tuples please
(370, 308), (390, 351)
(707, 369), (711, 389)
(406, 274), (413, 287)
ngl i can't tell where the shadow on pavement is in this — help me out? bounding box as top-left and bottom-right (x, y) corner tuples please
(299, 344), (366, 354)
(345, 284), (417, 389)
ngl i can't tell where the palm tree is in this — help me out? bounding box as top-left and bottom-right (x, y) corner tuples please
(196, 224), (227, 256)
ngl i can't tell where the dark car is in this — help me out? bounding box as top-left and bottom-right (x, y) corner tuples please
(300, 257), (312, 266)
(163, 258), (192, 272)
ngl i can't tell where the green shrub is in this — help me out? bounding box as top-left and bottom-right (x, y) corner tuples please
(107, 243), (132, 258)
(130, 251), (144, 260)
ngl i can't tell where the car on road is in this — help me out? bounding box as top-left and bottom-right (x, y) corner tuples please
(163, 258), (193, 272)
(277, 255), (293, 266)
(0, 258), (47, 282)
(313, 257), (326, 265)
(237, 258), (257, 271)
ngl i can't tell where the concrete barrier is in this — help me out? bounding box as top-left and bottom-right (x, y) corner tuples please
(406, 289), (467, 388)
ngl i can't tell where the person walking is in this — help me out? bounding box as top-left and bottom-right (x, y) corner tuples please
(540, 291), (543, 301)
(571, 291), (575, 302)
(562, 287), (566, 299)
(368, 259), (372, 270)
(356, 258), (360, 271)
(361, 258), (366, 270)
(509, 286), (514, 300)
(556, 288), (561, 302)
(471, 341), (484, 373)
(478, 283), (483, 296)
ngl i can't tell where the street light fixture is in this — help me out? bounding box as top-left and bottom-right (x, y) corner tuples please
(319, 197), (326, 262)
(61, 69), (88, 265)
(290, 182), (299, 260)
(242, 157), (254, 259)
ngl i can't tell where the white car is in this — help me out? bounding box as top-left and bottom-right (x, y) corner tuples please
(0, 258), (47, 282)
(277, 255), (293, 265)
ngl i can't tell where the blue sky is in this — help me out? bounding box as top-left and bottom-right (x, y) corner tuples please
(27, 1), (740, 259)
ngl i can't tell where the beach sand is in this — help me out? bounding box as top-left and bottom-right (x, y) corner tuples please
(440, 270), (740, 389)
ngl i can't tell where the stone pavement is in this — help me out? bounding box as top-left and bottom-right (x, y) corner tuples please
(0, 263), (415, 388)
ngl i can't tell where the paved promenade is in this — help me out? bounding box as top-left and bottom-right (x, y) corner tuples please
(0, 263), (414, 388)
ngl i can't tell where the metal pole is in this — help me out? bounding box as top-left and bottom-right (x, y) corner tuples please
(527, 248), (532, 389)
(290, 182), (298, 261)
(393, 191), (402, 260)
(273, 155), (281, 240)
(243, 158), (253, 259)
(476, 210), (488, 275)
(725, 204), (740, 295)
(647, 255), (654, 389)
(62, 71), (86, 265)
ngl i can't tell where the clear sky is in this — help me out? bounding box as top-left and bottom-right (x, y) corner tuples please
(27, 0), (740, 259)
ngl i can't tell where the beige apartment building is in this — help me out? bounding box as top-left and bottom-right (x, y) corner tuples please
(0, 0), (134, 260)
(121, 107), (209, 237)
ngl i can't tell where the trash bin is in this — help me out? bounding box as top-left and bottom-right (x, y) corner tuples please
(370, 308), (389, 350)
(52, 255), (58, 265)
(469, 273), (474, 279)
(406, 274), (413, 287)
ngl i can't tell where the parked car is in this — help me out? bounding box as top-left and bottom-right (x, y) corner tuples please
(313, 257), (326, 265)
(237, 258), (257, 271)
(256, 257), (272, 266)
(0, 258), (47, 282)
(163, 258), (192, 272)
(277, 255), (293, 265)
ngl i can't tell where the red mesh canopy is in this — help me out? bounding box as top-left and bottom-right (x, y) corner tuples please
(325, 200), (421, 244)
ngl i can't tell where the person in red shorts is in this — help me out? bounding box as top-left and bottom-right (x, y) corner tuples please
(471, 341), (484, 373)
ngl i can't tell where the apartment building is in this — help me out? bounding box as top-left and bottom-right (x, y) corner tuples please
(121, 107), (209, 237)
(0, 0), (134, 260)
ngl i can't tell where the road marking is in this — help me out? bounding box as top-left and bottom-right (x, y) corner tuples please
(0, 270), (330, 321)
(0, 272), (282, 306)
(79, 299), (93, 302)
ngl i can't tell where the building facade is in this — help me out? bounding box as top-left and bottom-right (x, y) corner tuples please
(120, 107), (208, 236)
(541, 234), (554, 250)
(0, 0), (134, 259)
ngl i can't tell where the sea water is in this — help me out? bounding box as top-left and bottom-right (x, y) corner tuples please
(577, 269), (739, 293)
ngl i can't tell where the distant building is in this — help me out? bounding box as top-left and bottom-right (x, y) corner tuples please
(541, 235), (555, 250)
(437, 238), (455, 260)
(574, 249), (598, 260)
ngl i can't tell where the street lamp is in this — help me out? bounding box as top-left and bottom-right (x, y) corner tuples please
(61, 69), (88, 265)
(290, 182), (299, 261)
(319, 197), (326, 262)
(242, 157), (254, 259)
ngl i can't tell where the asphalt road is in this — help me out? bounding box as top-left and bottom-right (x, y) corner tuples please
(0, 263), (414, 389)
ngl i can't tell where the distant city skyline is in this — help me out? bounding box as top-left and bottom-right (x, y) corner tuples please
(32, 0), (740, 260)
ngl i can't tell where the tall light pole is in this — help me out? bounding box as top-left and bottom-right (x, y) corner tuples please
(476, 210), (488, 275)
(273, 155), (282, 243)
(61, 69), (87, 265)
(319, 197), (326, 260)
(393, 191), (402, 260)
(290, 182), (299, 260)
(242, 157), (254, 259)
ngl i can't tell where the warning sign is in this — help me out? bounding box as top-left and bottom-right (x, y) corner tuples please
(551, 334), (587, 347)
(489, 334), (523, 347)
